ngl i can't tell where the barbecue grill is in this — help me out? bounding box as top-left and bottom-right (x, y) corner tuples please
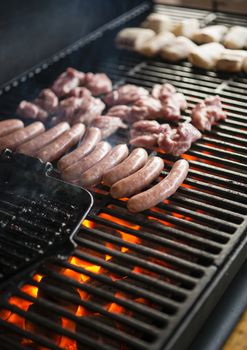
(0, 1), (246, 350)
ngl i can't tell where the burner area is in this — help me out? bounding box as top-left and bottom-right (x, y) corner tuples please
(0, 3), (247, 350)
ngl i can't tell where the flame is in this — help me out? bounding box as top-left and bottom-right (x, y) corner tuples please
(82, 219), (94, 229)
(148, 215), (175, 228)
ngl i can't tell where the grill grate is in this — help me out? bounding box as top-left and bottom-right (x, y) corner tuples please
(0, 3), (247, 350)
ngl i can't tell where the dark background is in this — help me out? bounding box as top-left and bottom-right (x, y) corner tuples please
(0, 0), (149, 85)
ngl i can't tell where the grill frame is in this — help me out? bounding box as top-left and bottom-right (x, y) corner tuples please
(0, 2), (247, 350)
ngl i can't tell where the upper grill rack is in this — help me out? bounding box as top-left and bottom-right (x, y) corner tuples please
(0, 3), (247, 350)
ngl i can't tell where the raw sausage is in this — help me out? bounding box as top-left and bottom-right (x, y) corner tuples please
(57, 127), (101, 171)
(62, 141), (111, 181)
(36, 123), (85, 162)
(0, 122), (45, 152)
(80, 144), (129, 188)
(110, 156), (164, 199)
(103, 147), (148, 186)
(127, 159), (189, 212)
(0, 119), (24, 137)
(17, 122), (70, 156)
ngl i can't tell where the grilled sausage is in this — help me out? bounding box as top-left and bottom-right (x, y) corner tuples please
(0, 122), (45, 152)
(110, 156), (164, 199)
(36, 123), (85, 162)
(17, 122), (70, 156)
(0, 119), (24, 137)
(57, 127), (101, 171)
(103, 147), (148, 186)
(62, 141), (111, 181)
(127, 159), (189, 213)
(80, 144), (129, 188)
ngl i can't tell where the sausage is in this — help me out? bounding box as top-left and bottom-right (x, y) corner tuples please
(0, 119), (24, 137)
(36, 123), (85, 162)
(57, 127), (101, 171)
(80, 144), (129, 188)
(62, 141), (111, 181)
(127, 159), (189, 213)
(103, 147), (148, 186)
(17, 122), (70, 156)
(110, 156), (164, 199)
(0, 122), (45, 152)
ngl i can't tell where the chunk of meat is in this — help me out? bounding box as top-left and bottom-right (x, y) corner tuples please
(152, 83), (176, 100)
(17, 101), (48, 122)
(104, 84), (149, 106)
(51, 67), (85, 97)
(56, 97), (84, 123)
(161, 92), (187, 122)
(85, 73), (112, 96)
(73, 98), (105, 125)
(160, 36), (197, 62)
(158, 122), (201, 156)
(68, 87), (92, 99)
(34, 89), (58, 113)
(131, 120), (170, 137)
(107, 105), (132, 122)
(131, 96), (164, 121)
(130, 120), (171, 148)
(191, 96), (227, 131)
(91, 115), (127, 139)
(192, 25), (228, 44)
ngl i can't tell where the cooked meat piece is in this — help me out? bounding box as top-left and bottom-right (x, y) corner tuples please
(138, 32), (175, 57)
(80, 144), (129, 188)
(51, 67), (85, 97)
(158, 122), (201, 156)
(160, 36), (197, 62)
(131, 96), (164, 121)
(107, 105), (132, 122)
(141, 13), (172, 33)
(116, 28), (155, 51)
(62, 141), (111, 181)
(130, 120), (171, 148)
(172, 19), (200, 39)
(0, 119), (24, 137)
(191, 95), (227, 131)
(103, 147), (148, 186)
(17, 100), (48, 122)
(188, 42), (225, 69)
(91, 115), (127, 139)
(162, 93), (187, 122)
(73, 98), (105, 125)
(85, 73), (112, 96)
(216, 50), (247, 72)
(0, 122), (45, 152)
(192, 25), (228, 44)
(68, 87), (92, 99)
(57, 127), (101, 171)
(104, 84), (149, 106)
(56, 97), (84, 123)
(130, 134), (158, 148)
(110, 156), (164, 199)
(34, 89), (58, 113)
(127, 159), (189, 213)
(36, 123), (85, 162)
(152, 83), (176, 100)
(17, 122), (70, 157)
(131, 120), (170, 137)
(224, 26), (247, 49)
